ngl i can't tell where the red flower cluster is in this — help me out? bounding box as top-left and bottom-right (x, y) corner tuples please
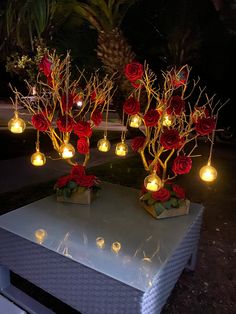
(172, 184), (185, 199)
(55, 164), (97, 188)
(152, 188), (170, 202)
(172, 156), (192, 175)
(191, 107), (209, 123)
(123, 97), (140, 115)
(77, 137), (89, 155)
(39, 55), (52, 77)
(167, 95), (185, 115)
(56, 115), (74, 132)
(171, 68), (188, 88)
(144, 109), (160, 127)
(195, 117), (216, 135)
(74, 121), (92, 138)
(131, 136), (146, 152)
(160, 129), (181, 150)
(124, 62), (143, 88)
(32, 113), (50, 131)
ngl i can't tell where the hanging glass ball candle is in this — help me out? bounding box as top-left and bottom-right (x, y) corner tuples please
(59, 142), (75, 159)
(144, 172), (162, 192)
(97, 136), (111, 152)
(31, 150), (46, 166)
(129, 114), (142, 128)
(8, 112), (26, 134)
(115, 140), (128, 157)
(199, 163), (217, 182)
(162, 114), (173, 127)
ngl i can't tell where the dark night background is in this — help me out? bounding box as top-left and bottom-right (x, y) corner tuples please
(0, 0), (236, 132)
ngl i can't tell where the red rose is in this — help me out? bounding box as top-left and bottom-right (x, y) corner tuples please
(55, 175), (72, 188)
(70, 164), (85, 177)
(32, 113), (50, 131)
(91, 109), (102, 126)
(75, 174), (96, 188)
(123, 97), (140, 115)
(172, 184), (186, 199)
(172, 156), (192, 175)
(192, 107), (210, 123)
(152, 188), (170, 202)
(56, 115), (74, 132)
(39, 55), (52, 77)
(160, 129), (180, 149)
(167, 95), (185, 115)
(195, 117), (216, 135)
(131, 136), (146, 152)
(74, 121), (92, 137)
(144, 109), (160, 127)
(61, 94), (74, 113)
(77, 137), (89, 154)
(124, 62), (143, 82)
(90, 90), (104, 104)
(171, 68), (188, 88)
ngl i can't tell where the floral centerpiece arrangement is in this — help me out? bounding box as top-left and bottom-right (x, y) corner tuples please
(120, 62), (228, 218)
(9, 49), (114, 204)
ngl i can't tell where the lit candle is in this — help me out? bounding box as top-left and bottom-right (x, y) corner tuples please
(129, 114), (142, 128)
(33, 155), (44, 166)
(97, 138), (110, 152)
(146, 181), (159, 191)
(62, 147), (73, 158)
(199, 164), (217, 182)
(115, 141), (128, 156)
(163, 114), (172, 127)
(11, 122), (23, 133)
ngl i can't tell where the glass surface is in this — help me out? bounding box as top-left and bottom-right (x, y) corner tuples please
(0, 182), (203, 291)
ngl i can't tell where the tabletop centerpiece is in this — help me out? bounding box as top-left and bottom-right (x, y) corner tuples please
(121, 62), (228, 219)
(9, 49), (115, 204)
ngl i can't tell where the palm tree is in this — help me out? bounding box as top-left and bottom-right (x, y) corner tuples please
(72, 0), (137, 77)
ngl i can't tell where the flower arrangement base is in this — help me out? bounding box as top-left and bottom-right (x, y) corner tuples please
(57, 188), (94, 205)
(141, 199), (190, 219)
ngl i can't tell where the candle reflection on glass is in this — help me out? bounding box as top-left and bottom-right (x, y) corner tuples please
(111, 241), (121, 254)
(96, 237), (105, 249)
(34, 229), (47, 244)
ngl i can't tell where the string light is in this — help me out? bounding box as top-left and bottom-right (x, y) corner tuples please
(162, 114), (172, 127)
(111, 242), (121, 254)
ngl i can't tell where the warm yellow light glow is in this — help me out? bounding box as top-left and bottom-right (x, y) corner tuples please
(129, 114), (142, 128)
(162, 114), (172, 127)
(96, 237), (105, 249)
(199, 164), (217, 182)
(97, 137), (111, 152)
(115, 140), (128, 156)
(59, 142), (75, 159)
(8, 113), (26, 134)
(34, 229), (47, 244)
(31, 150), (46, 166)
(144, 172), (162, 192)
(111, 242), (121, 254)
(32, 86), (37, 95)
(77, 100), (83, 107)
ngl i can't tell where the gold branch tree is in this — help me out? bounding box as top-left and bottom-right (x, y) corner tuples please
(9, 50), (115, 199)
(122, 62), (228, 218)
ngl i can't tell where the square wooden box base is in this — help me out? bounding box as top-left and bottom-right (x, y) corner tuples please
(142, 199), (190, 219)
(57, 189), (93, 205)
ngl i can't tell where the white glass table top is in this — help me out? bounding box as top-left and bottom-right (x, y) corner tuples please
(0, 182), (203, 292)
